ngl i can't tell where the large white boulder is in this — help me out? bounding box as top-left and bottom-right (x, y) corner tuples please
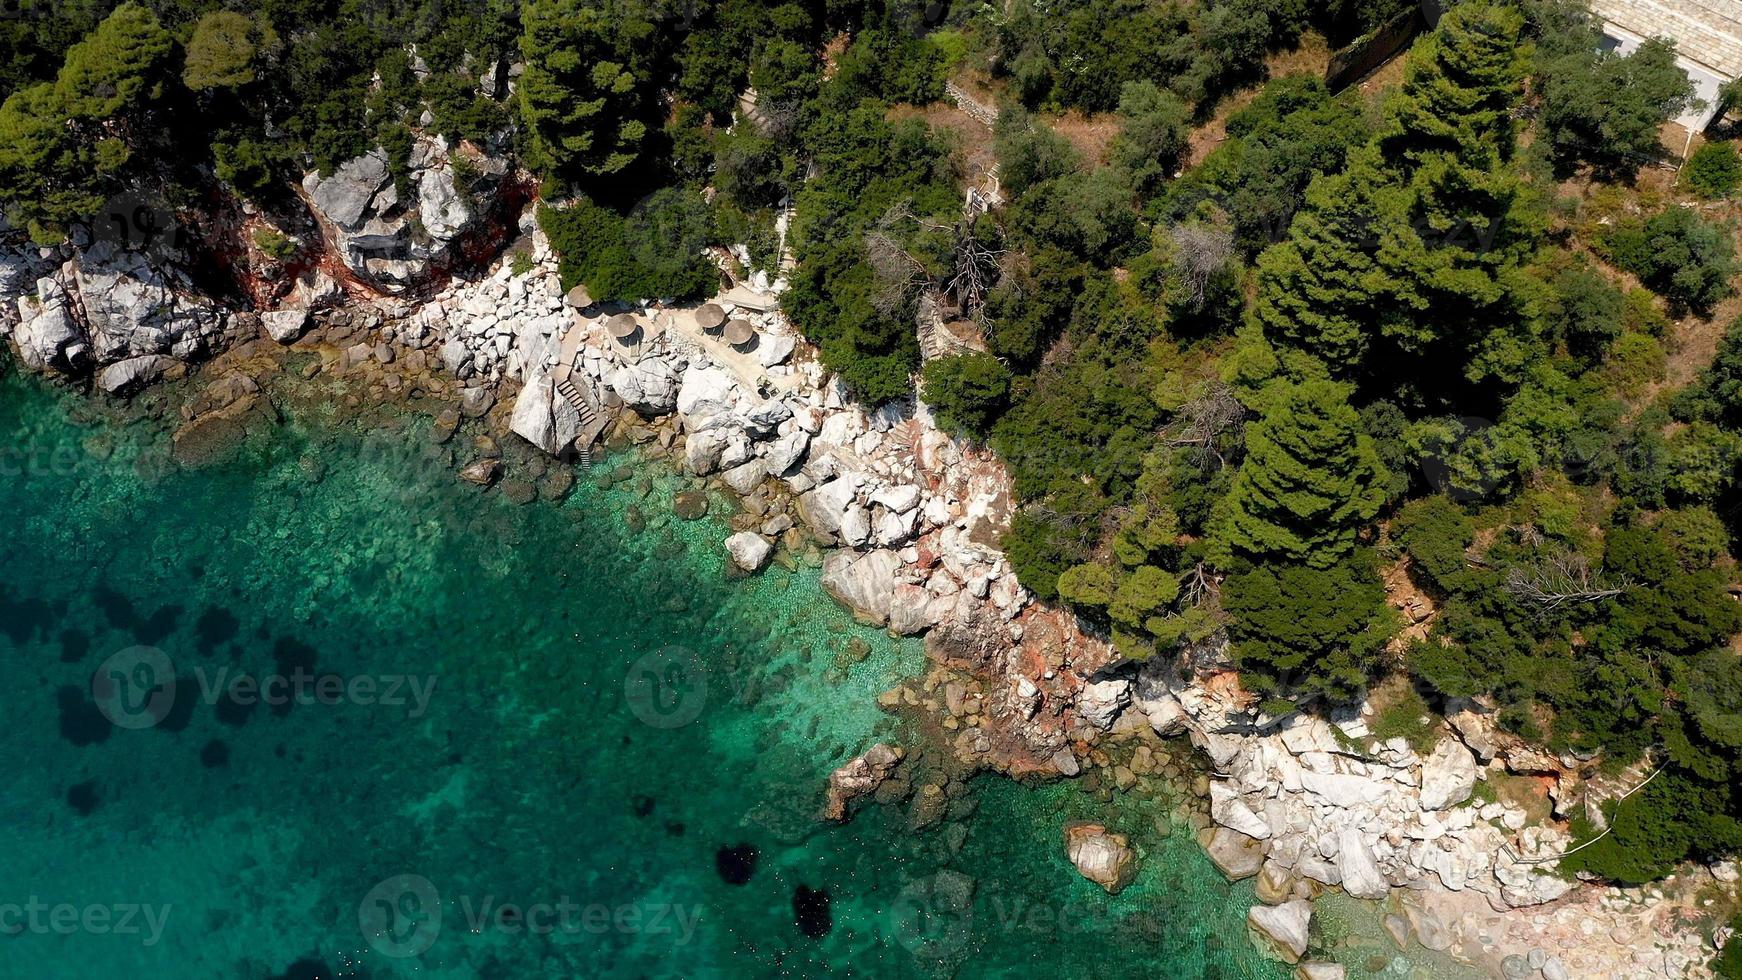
(1248, 899), (1311, 963)
(509, 374), (581, 455)
(820, 549), (901, 626)
(724, 532), (773, 572)
(609, 358), (681, 415)
(1335, 828), (1389, 900)
(1064, 822), (1137, 895)
(1077, 678), (1132, 730)
(676, 364), (739, 426)
(1419, 737), (1478, 811)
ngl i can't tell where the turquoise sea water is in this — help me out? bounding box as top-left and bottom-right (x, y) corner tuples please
(0, 361), (1443, 979)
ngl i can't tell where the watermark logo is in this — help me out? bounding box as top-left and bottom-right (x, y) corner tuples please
(88, 190), (183, 254)
(89, 647), (438, 731)
(90, 646), (177, 730)
(891, 873), (974, 961)
(624, 645), (708, 729)
(359, 874), (442, 959)
(0, 899), (170, 946)
(357, 875), (701, 957)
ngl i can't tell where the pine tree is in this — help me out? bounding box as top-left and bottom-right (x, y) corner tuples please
(1249, 154), (1389, 369)
(0, 3), (172, 243)
(1212, 379), (1391, 568)
(518, 0), (651, 182)
(1249, 1), (1543, 386)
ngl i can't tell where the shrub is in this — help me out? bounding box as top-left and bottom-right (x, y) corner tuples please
(1393, 495), (1474, 593)
(1546, 262), (1623, 366)
(537, 192), (716, 304)
(250, 226), (296, 261)
(1604, 207), (1739, 314)
(920, 352), (1012, 440)
(1370, 681), (1440, 753)
(1683, 141), (1742, 200)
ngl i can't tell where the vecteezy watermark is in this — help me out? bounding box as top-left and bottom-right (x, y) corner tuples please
(357, 875), (702, 959)
(90, 646), (178, 731)
(90, 646), (437, 731)
(359, 875), (442, 959)
(623, 646), (709, 729)
(892, 873), (975, 960)
(891, 876), (1168, 964)
(0, 899), (171, 947)
(193, 667), (437, 719)
(0, 443), (99, 480)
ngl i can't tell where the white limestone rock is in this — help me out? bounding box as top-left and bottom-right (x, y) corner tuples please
(1247, 900), (1312, 963)
(509, 374), (581, 455)
(820, 549), (901, 626)
(725, 532), (773, 572)
(1419, 738), (1478, 811)
(1335, 828), (1389, 900)
(1076, 678), (1131, 731)
(97, 354), (177, 394)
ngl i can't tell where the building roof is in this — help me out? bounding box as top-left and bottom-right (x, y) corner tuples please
(1591, 0), (1742, 78)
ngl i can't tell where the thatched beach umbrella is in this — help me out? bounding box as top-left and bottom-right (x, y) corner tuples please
(607, 313), (640, 342)
(723, 318), (755, 348)
(695, 303), (726, 332)
(565, 284), (593, 309)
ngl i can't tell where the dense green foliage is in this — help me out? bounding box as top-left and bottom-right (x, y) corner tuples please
(1211, 379), (1390, 568)
(5, 0), (1742, 891)
(920, 352), (1011, 439)
(1684, 141), (1742, 200)
(1531, 5), (1694, 178)
(537, 193), (716, 303)
(1603, 206), (1739, 314)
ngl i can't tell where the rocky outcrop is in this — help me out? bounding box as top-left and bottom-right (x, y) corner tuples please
(1063, 822), (1137, 895)
(823, 743), (903, 822)
(301, 136), (508, 292)
(97, 354), (179, 394)
(1131, 656), (1584, 918)
(608, 358), (681, 415)
(1204, 826), (1266, 880)
(6, 242), (228, 376)
(1419, 738), (1478, 811)
(821, 549), (903, 627)
(1247, 899), (1312, 963)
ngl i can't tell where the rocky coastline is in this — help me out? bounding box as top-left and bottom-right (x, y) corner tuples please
(3, 197), (1736, 979)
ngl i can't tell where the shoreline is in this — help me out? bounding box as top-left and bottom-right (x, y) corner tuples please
(4, 221), (1734, 979)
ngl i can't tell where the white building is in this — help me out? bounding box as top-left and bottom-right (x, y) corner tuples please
(1589, 0), (1742, 131)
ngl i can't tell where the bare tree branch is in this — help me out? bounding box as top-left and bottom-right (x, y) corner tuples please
(1503, 553), (1630, 612)
(1170, 224), (1235, 310)
(1166, 381), (1247, 472)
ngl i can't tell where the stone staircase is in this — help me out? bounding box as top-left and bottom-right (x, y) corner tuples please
(555, 375), (603, 467)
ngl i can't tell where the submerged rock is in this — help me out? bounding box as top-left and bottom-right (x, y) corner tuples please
(822, 743), (902, 822)
(1247, 899), (1311, 963)
(1063, 821), (1137, 895)
(725, 532), (773, 573)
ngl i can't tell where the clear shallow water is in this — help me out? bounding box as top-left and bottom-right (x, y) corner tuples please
(0, 363), (1425, 979)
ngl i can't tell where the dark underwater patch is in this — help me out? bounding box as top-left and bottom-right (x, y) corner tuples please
(715, 844), (758, 885)
(65, 780), (99, 816)
(793, 885), (831, 938)
(56, 685), (111, 747)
